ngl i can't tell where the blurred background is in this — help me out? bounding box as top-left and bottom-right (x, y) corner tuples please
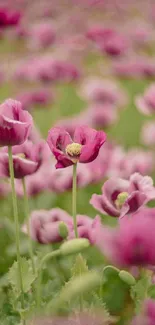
(0, 0), (155, 286)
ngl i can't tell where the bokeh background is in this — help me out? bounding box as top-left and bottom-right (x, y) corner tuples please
(1, 1), (155, 317)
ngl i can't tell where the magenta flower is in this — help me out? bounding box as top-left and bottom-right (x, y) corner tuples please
(15, 165), (48, 198)
(136, 84), (155, 115)
(113, 57), (155, 79)
(132, 299), (155, 325)
(23, 208), (101, 245)
(123, 149), (154, 177)
(79, 78), (127, 108)
(99, 33), (128, 57)
(0, 7), (21, 28)
(84, 104), (118, 129)
(0, 99), (32, 147)
(17, 88), (53, 111)
(47, 126), (106, 169)
(28, 21), (55, 49)
(69, 215), (101, 244)
(141, 121), (155, 146)
(48, 163), (91, 193)
(0, 140), (48, 179)
(96, 214), (155, 267)
(90, 173), (155, 218)
(23, 208), (73, 244)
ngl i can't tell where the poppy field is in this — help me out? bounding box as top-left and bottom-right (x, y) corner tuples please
(1, 1), (155, 324)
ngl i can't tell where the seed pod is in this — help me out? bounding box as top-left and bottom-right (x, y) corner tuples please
(60, 238), (90, 256)
(119, 270), (136, 286)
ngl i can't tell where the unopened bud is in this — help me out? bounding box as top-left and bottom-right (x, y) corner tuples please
(119, 270), (136, 286)
(58, 222), (69, 239)
(60, 238), (90, 256)
(115, 192), (128, 209)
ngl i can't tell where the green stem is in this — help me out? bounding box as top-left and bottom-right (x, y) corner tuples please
(72, 163), (78, 238)
(22, 178), (35, 275)
(8, 146), (25, 325)
(36, 250), (61, 310)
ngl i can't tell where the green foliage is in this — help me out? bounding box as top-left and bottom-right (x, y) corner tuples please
(130, 273), (150, 313)
(101, 266), (130, 315)
(71, 254), (89, 278)
(8, 258), (36, 296)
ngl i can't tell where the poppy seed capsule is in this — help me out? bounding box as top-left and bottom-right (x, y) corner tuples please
(60, 238), (90, 256)
(119, 270), (136, 286)
(115, 192), (128, 209)
(58, 221), (69, 239)
(66, 143), (82, 157)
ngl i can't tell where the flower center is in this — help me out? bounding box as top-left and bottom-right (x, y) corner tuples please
(66, 143), (82, 158)
(115, 192), (128, 209)
(16, 153), (26, 159)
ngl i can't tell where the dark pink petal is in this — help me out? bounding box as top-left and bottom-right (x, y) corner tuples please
(77, 127), (106, 163)
(120, 191), (147, 218)
(47, 127), (72, 152)
(53, 149), (73, 169)
(0, 153), (38, 179)
(0, 99), (32, 146)
(90, 193), (120, 217)
(102, 177), (129, 203)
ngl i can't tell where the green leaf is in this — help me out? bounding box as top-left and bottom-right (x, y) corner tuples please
(71, 254), (89, 278)
(8, 258), (36, 295)
(47, 271), (101, 313)
(130, 273), (150, 313)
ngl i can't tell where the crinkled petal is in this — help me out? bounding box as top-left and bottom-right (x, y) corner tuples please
(90, 193), (120, 217)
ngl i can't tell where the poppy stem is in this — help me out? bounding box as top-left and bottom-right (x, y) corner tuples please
(72, 163), (78, 238)
(22, 177), (36, 275)
(8, 146), (25, 324)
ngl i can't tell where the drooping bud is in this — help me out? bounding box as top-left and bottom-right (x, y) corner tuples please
(119, 270), (136, 286)
(60, 238), (90, 256)
(66, 143), (82, 162)
(58, 221), (69, 239)
(115, 192), (128, 209)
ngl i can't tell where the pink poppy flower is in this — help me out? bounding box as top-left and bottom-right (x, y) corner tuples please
(132, 299), (155, 325)
(33, 310), (108, 325)
(16, 88), (54, 111)
(23, 208), (101, 244)
(136, 84), (155, 115)
(69, 215), (101, 244)
(141, 121), (155, 146)
(23, 208), (72, 244)
(28, 21), (55, 49)
(98, 33), (128, 57)
(96, 214), (155, 267)
(83, 104), (118, 129)
(0, 99), (32, 147)
(47, 126), (106, 169)
(0, 7), (21, 28)
(113, 57), (155, 79)
(0, 140), (48, 179)
(48, 163), (91, 192)
(79, 78), (127, 108)
(90, 173), (155, 218)
(123, 149), (154, 177)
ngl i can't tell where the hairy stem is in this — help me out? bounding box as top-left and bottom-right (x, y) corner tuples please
(8, 146), (26, 324)
(72, 163), (78, 238)
(22, 177), (35, 275)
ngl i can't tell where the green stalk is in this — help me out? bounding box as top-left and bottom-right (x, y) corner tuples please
(36, 250), (61, 310)
(8, 146), (26, 325)
(72, 163), (78, 238)
(22, 178), (35, 275)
